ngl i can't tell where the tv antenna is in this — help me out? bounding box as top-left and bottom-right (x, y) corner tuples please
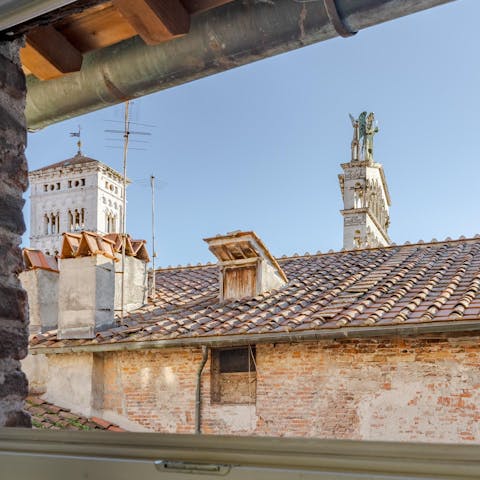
(150, 174), (157, 299)
(105, 101), (152, 320)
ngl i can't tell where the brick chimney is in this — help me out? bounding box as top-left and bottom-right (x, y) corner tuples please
(204, 231), (287, 301)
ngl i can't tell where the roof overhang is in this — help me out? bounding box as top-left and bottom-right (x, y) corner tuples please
(30, 318), (480, 355)
(21, 0), (456, 130)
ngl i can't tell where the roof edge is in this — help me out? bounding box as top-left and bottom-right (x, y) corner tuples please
(30, 319), (480, 355)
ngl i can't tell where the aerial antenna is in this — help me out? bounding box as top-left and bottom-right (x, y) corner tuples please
(69, 125), (82, 154)
(105, 101), (152, 320)
(150, 174), (157, 299)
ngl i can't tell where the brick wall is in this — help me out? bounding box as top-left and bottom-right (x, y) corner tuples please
(42, 333), (480, 442)
(0, 38), (31, 428)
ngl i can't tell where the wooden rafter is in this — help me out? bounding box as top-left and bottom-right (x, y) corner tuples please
(112, 0), (190, 45)
(21, 26), (83, 80)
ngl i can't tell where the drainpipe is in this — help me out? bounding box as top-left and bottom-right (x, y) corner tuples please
(195, 346), (208, 435)
(25, 0), (456, 130)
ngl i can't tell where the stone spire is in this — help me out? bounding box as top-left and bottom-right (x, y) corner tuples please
(338, 112), (391, 250)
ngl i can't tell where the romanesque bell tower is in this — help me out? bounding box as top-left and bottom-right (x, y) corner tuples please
(29, 146), (125, 255)
(338, 112), (391, 250)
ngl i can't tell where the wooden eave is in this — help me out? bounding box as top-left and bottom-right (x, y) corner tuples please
(11, 0), (235, 81)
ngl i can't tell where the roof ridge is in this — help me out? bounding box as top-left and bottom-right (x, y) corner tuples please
(155, 235), (480, 271)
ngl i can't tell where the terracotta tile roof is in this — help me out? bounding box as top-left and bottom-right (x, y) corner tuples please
(26, 395), (126, 432)
(30, 237), (480, 351)
(60, 231), (149, 262)
(23, 249), (58, 273)
(29, 153), (100, 174)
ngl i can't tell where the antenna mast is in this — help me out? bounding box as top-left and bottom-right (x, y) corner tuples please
(105, 102), (152, 320)
(120, 101), (130, 320)
(150, 174), (156, 299)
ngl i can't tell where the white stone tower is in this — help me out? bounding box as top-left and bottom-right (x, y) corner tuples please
(338, 112), (391, 250)
(29, 148), (125, 255)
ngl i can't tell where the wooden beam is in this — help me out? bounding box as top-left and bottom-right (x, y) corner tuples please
(56, 3), (137, 54)
(113, 0), (190, 45)
(21, 26), (83, 81)
(182, 0), (234, 15)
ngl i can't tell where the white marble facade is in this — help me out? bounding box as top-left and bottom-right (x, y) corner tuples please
(338, 121), (391, 250)
(29, 153), (125, 254)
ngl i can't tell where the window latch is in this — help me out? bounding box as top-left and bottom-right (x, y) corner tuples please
(154, 460), (231, 476)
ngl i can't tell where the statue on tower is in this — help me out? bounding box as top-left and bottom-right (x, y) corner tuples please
(349, 112), (378, 162)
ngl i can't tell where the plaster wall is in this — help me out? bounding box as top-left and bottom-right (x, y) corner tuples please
(259, 260), (286, 293)
(44, 353), (94, 417)
(114, 256), (147, 313)
(58, 255), (115, 339)
(22, 353), (48, 394)
(19, 269), (58, 333)
(33, 333), (480, 442)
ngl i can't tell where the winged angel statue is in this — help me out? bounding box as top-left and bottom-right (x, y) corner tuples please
(349, 112), (378, 161)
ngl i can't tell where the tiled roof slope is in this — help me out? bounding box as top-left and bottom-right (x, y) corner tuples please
(30, 238), (480, 350)
(26, 395), (125, 431)
(29, 154), (99, 174)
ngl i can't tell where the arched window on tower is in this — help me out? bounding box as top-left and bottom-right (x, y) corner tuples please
(68, 210), (74, 232)
(74, 209), (81, 230)
(104, 211), (117, 233)
(44, 214), (49, 235)
(81, 208), (85, 229)
(50, 213), (56, 235)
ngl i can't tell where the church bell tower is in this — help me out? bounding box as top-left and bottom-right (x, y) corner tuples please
(338, 112), (391, 250)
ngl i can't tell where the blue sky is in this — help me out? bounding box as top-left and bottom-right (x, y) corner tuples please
(25, 0), (478, 266)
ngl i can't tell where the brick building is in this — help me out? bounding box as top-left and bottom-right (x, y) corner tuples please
(25, 232), (480, 442)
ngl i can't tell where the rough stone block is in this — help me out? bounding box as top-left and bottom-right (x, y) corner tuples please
(0, 52), (26, 100)
(0, 327), (28, 360)
(0, 285), (28, 322)
(0, 370), (28, 399)
(0, 194), (26, 234)
(4, 409), (31, 428)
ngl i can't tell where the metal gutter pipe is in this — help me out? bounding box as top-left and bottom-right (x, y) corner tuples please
(194, 346), (208, 435)
(0, 0), (77, 32)
(26, 0), (455, 130)
(30, 319), (480, 355)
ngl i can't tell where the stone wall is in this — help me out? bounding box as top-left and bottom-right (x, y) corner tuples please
(0, 38), (31, 427)
(35, 333), (480, 442)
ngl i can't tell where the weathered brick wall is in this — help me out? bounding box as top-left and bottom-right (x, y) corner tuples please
(0, 38), (30, 427)
(91, 334), (480, 442)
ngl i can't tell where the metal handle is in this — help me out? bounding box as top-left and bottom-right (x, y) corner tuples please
(154, 460), (231, 476)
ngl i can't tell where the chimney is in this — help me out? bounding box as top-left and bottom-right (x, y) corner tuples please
(104, 234), (150, 312)
(204, 231), (287, 301)
(58, 232), (118, 339)
(19, 249), (59, 334)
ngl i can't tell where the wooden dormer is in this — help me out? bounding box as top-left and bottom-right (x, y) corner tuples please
(204, 231), (287, 302)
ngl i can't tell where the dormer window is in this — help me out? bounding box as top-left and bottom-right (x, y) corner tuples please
(204, 231), (287, 302)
